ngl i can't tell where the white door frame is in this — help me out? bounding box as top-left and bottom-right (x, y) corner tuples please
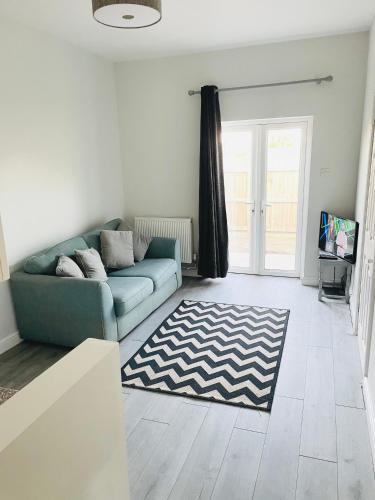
(355, 122), (375, 375)
(223, 116), (313, 279)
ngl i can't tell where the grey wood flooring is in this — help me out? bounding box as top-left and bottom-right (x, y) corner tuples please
(1, 274), (375, 499)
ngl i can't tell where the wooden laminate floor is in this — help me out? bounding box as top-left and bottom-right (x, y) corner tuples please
(1, 274), (375, 499)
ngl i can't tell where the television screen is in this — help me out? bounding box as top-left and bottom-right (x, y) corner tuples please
(319, 211), (359, 264)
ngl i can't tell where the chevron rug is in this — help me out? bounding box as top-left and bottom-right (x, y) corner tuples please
(122, 300), (289, 411)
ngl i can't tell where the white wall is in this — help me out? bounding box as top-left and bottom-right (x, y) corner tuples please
(116, 32), (368, 282)
(0, 19), (124, 350)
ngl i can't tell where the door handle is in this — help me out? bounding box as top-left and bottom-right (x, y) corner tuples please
(261, 202), (271, 215)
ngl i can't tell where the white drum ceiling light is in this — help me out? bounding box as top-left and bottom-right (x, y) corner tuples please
(92, 0), (162, 29)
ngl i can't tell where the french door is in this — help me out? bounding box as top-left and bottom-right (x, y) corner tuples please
(222, 117), (311, 277)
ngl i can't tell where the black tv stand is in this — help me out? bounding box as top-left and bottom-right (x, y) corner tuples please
(318, 251), (352, 303)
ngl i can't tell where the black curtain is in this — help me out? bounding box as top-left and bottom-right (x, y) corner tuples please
(198, 86), (229, 278)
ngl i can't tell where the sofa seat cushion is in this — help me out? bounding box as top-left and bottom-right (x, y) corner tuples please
(107, 277), (154, 317)
(108, 258), (178, 290)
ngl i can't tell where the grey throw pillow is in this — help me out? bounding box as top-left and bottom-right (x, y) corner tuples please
(101, 230), (135, 269)
(75, 248), (107, 280)
(56, 255), (85, 278)
(118, 221), (152, 262)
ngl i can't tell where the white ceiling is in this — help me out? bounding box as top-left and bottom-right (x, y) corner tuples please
(1, 0), (374, 62)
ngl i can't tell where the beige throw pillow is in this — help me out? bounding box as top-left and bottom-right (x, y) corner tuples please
(74, 248), (107, 280)
(56, 255), (85, 278)
(118, 221), (152, 262)
(101, 230), (135, 269)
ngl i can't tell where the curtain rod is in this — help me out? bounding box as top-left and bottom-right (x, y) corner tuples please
(188, 75), (333, 96)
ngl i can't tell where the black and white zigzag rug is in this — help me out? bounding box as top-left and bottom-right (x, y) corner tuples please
(121, 300), (289, 411)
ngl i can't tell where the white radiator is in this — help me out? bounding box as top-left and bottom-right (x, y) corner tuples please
(135, 217), (193, 264)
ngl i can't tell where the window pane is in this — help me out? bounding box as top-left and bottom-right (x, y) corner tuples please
(264, 128), (302, 271)
(222, 129), (253, 269)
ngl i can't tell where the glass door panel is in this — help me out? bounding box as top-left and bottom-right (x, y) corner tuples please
(222, 127), (255, 271)
(262, 126), (304, 273)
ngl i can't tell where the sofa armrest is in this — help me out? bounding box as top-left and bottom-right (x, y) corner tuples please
(146, 237), (182, 287)
(10, 272), (118, 347)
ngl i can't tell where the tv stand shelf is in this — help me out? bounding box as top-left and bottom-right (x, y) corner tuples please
(318, 252), (352, 303)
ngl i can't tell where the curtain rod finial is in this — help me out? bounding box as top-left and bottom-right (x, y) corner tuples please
(316, 75), (334, 85)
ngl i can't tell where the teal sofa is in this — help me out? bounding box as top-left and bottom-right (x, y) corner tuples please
(10, 219), (182, 347)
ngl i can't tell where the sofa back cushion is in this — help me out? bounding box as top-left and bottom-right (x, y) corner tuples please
(24, 237), (89, 275)
(82, 218), (122, 252)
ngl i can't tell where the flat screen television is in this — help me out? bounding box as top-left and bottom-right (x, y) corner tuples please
(319, 211), (359, 264)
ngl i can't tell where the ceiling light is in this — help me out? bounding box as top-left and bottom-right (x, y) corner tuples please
(92, 0), (162, 29)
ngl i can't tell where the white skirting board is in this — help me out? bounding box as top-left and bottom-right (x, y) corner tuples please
(363, 377), (375, 472)
(0, 331), (21, 355)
